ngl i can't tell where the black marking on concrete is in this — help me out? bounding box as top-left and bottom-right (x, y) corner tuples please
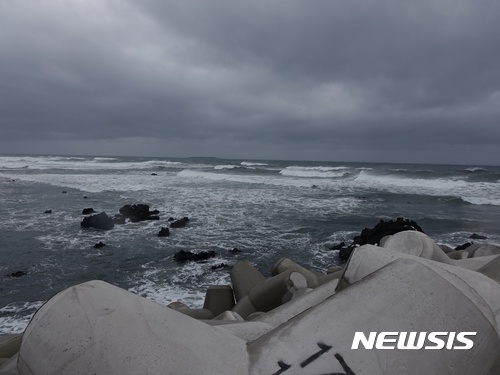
(300, 342), (332, 368)
(271, 360), (292, 375)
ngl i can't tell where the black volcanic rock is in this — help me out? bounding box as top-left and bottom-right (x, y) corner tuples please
(211, 263), (228, 270)
(82, 208), (96, 215)
(455, 242), (473, 250)
(119, 204), (160, 222)
(93, 241), (106, 249)
(335, 218), (425, 260)
(44, 210), (52, 214)
(470, 233), (488, 240)
(170, 217), (189, 228)
(158, 227), (170, 237)
(173, 249), (216, 262)
(6, 271), (27, 278)
(112, 214), (126, 225)
(81, 212), (114, 230)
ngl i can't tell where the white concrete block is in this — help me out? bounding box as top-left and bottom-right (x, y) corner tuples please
(382, 230), (455, 264)
(477, 255), (500, 283)
(473, 244), (500, 258)
(18, 281), (248, 375)
(249, 259), (500, 375)
(341, 245), (500, 332)
(455, 255), (500, 271)
(271, 258), (319, 288)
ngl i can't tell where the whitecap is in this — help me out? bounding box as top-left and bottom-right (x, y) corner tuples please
(461, 196), (500, 206)
(279, 166), (349, 178)
(241, 161), (269, 166)
(0, 301), (45, 334)
(465, 167), (486, 173)
(354, 170), (500, 206)
(214, 165), (237, 170)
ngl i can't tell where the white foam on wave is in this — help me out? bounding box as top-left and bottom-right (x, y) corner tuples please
(280, 166), (349, 178)
(177, 169), (339, 189)
(0, 301), (45, 334)
(465, 167), (486, 173)
(0, 172), (174, 193)
(129, 279), (207, 308)
(356, 167), (373, 171)
(355, 170), (467, 189)
(355, 170), (500, 206)
(128, 259), (231, 308)
(93, 157), (118, 161)
(0, 156), (181, 171)
(214, 164), (237, 170)
(462, 196), (500, 206)
(241, 161), (269, 166)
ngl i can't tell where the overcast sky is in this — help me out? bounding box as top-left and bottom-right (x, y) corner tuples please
(1, 0), (499, 164)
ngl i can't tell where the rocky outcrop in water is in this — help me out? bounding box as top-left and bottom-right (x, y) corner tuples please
(119, 204), (160, 223)
(82, 208), (95, 215)
(158, 227), (170, 237)
(5, 270), (27, 278)
(333, 217), (424, 260)
(80, 212), (114, 230)
(470, 233), (488, 240)
(173, 249), (216, 262)
(170, 217), (189, 228)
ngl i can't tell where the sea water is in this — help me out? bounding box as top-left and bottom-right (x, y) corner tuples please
(1, 155), (500, 334)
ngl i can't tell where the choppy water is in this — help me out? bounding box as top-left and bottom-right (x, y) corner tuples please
(1, 154), (500, 334)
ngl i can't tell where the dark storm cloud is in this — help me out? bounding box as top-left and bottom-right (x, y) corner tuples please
(1, 0), (499, 163)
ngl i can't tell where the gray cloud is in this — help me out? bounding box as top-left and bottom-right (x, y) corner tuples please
(1, 0), (499, 164)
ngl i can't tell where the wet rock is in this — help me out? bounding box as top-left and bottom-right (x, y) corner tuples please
(119, 204), (160, 222)
(337, 218), (424, 260)
(112, 214), (126, 225)
(167, 217), (175, 222)
(6, 270), (27, 278)
(82, 208), (96, 215)
(329, 242), (346, 251)
(93, 241), (106, 249)
(229, 248), (242, 253)
(44, 210), (52, 214)
(151, 173), (158, 176)
(470, 233), (488, 240)
(158, 227), (170, 237)
(62, 191), (67, 194)
(211, 263), (228, 270)
(81, 212), (114, 230)
(455, 242), (473, 250)
(173, 249), (216, 262)
(170, 217), (189, 228)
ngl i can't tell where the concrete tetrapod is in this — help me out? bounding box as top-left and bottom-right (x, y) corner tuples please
(381, 230), (455, 265)
(455, 254), (500, 271)
(476, 255), (500, 283)
(339, 245), (500, 333)
(232, 270), (308, 319)
(230, 262), (266, 302)
(17, 259), (500, 375)
(271, 258), (320, 288)
(18, 281), (249, 375)
(249, 258), (500, 375)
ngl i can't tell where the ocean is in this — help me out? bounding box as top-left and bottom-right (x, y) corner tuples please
(1, 154), (499, 334)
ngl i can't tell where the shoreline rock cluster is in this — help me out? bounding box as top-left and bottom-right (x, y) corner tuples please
(80, 203), (164, 230)
(79, 203), (190, 239)
(2, 218), (500, 374)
